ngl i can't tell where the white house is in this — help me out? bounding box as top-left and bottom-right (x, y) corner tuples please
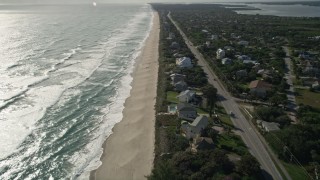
(216, 48), (225, 59)
(181, 115), (209, 139)
(222, 58), (232, 65)
(176, 57), (193, 68)
(177, 90), (195, 103)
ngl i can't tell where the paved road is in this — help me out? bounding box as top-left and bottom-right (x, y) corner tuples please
(283, 46), (298, 123)
(168, 12), (289, 180)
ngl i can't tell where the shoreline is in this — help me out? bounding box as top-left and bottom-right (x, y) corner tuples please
(90, 11), (159, 180)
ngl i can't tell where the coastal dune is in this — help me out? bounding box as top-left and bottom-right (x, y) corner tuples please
(91, 12), (159, 180)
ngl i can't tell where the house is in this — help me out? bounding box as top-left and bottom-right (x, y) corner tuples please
(243, 60), (257, 64)
(216, 48), (225, 59)
(224, 46), (235, 51)
(222, 58), (232, 65)
(166, 32), (175, 40)
(176, 57), (193, 68)
(170, 42), (180, 49)
(249, 80), (272, 98)
(238, 40), (249, 46)
(192, 137), (215, 152)
(177, 103), (197, 120)
(181, 115), (209, 139)
(177, 90), (195, 103)
(170, 73), (186, 84)
(237, 55), (251, 61)
(174, 81), (188, 92)
(299, 52), (310, 60)
(210, 34), (218, 40)
(312, 80), (320, 90)
(205, 41), (211, 47)
(236, 70), (248, 78)
(257, 120), (280, 132)
(173, 53), (183, 58)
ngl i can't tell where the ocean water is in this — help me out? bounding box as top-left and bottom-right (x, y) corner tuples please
(0, 4), (153, 179)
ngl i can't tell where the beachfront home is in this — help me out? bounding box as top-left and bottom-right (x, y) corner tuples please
(170, 73), (186, 84)
(177, 103), (197, 120)
(181, 115), (209, 139)
(174, 81), (188, 92)
(249, 80), (272, 98)
(222, 58), (232, 65)
(177, 90), (195, 103)
(176, 57), (193, 68)
(216, 48), (225, 59)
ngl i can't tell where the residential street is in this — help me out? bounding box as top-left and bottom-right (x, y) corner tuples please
(283, 46), (298, 123)
(168, 13), (290, 180)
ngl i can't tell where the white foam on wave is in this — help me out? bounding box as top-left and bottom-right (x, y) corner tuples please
(73, 5), (154, 180)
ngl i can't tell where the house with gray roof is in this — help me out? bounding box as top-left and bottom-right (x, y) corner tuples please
(177, 90), (195, 103)
(177, 103), (197, 120)
(174, 81), (188, 92)
(181, 115), (209, 139)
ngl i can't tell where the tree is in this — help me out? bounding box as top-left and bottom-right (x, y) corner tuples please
(201, 84), (218, 117)
(237, 154), (261, 176)
(148, 161), (177, 180)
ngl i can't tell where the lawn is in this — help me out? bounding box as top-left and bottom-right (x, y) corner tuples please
(216, 134), (248, 155)
(282, 161), (311, 180)
(166, 91), (179, 104)
(295, 88), (320, 109)
(215, 105), (234, 127)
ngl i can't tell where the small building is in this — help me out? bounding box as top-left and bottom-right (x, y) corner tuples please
(312, 80), (320, 90)
(170, 73), (186, 84)
(257, 120), (280, 132)
(222, 58), (232, 65)
(243, 60), (257, 64)
(216, 48), (225, 59)
(176, 57), (193, 68)
(210, 34), (218, 40)
(238, 40), (249, 46)
(177, 103), (197, 120)
(249, 80), (272, 98)
(177, 90), (195, 103)
(174, 81), (188, 92)
(192, 137), (215, 152)
(237, 55), (251, 61)
(170, 42), (180, 49)
(166, 32), (175, 40)
(181, 115), (209, 139)
(236, 70), (248, 78)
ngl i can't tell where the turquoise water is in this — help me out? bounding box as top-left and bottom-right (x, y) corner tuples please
(0, 4), (152, 179)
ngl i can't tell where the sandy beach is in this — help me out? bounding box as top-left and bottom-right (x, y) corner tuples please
(90, 11), (159, 180)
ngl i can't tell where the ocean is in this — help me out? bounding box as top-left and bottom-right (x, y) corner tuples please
(0, 3), (153, 179)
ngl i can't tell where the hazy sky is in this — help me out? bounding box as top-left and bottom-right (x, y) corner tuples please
(0, 0), (318, 4)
